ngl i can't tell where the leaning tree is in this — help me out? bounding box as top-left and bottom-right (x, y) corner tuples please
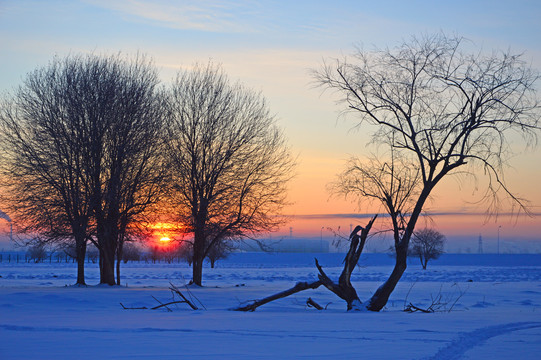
(165, 62), (294, 286)
(317, 33), (539, 311)
(235, 33), (539, 312)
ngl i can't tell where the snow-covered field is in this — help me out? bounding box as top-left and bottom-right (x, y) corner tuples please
(1, 253), (540, 359)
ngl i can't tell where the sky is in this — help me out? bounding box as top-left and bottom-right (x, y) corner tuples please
(1, 0), (540, 250)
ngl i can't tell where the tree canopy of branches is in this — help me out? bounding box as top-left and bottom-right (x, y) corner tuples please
(411, 228), (445, 269)
(165, 62), (294, 286)
(315, 33), (540, 311)
(0, 53), (165, 285)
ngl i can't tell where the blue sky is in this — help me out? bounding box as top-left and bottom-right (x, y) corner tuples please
(1, 0), (540, 242)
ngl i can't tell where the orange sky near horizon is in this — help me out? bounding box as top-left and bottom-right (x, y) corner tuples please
(1, 1), (540, 244)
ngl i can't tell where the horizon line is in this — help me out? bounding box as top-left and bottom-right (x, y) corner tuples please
(287, 212), (541, 219)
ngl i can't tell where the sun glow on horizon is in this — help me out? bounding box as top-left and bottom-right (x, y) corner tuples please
(146, 221), (187, 248)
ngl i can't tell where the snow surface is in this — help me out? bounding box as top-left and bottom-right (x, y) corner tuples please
(1, 253), (540, 359)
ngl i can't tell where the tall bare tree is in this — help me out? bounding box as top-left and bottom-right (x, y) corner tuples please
(165, 62), (294, 286)
(0, 54), (164, 285)
(315, 33), (540, 310)
(90, 55), (165, 285)
(0, 56), (97, 285)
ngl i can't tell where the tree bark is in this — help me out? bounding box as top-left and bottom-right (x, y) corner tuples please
(75, 237), (86, 285)
(192, 258), (203, 286)
(116, 240), (124, 285)
(366, 244), (408, 311)
(99, 241), (116, 285)
(191, 223), (206, 286)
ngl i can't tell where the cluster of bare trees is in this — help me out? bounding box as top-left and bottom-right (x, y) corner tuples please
(0, 55), (293, 286)
(0, 54), (165, 285)
(0, 33), (538, 311)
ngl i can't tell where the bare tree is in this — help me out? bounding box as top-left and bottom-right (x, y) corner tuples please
(26, 242), (48, 263)
(207, 238), (235, 268)
(165, 62), (294, 286)
(315, 33), (540, 310)
(0, 55), (97, 284)
(0, 53), (165, 285)
(85, 54), (164, 286)
(410, 228), (445, 269)
(177, 241), (193, 265)
(121, 241), (142, 263)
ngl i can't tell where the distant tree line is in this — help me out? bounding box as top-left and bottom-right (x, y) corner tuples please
(0, 54), (293, 286)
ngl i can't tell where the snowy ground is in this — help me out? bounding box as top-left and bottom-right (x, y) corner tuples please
(1, 253), (540, 359)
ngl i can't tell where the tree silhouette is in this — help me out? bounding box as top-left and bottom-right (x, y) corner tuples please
(316, 33), (539, 311)
(165, 62), (294, 286)
(0, 53), (164, 285)
(411, 228), (445, 269)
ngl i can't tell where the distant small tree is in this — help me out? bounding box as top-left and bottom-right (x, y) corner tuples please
(177, 241), (193, 265)
(147, 245), (162, 263)
(121, 242), (141, 263)
(86, 245), (99, 263)
(26, 242), (47, 263)
(207, 238), (235, 268)
(410, 228), (445, 269)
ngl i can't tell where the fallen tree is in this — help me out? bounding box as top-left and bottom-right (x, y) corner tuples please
(233, 216), (377, 312)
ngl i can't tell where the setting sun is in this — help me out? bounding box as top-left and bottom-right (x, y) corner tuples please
(145, 221), (187, 247)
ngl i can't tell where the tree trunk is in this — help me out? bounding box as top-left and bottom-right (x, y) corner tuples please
(366, 188), (432, 311)
(192, 258), (203, 286)
(191, 225), (206, 286)
(421, 256), (427, 270)
(75, 237), (87, 285)
(101, 253), (116, 285)
(99, 242), (116, 285)
(116, 240), (123, 285)
(97, 219), (119, 285)
(366, 245), (407, 311)
(116, 256), (121, 285)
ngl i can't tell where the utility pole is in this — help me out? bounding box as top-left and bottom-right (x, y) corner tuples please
(478, 234), (483, 254)
(497, 226), (502, 254)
